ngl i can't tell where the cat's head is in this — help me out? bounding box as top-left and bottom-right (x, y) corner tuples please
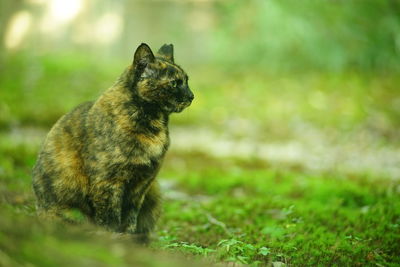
(131, 43), (194, 113)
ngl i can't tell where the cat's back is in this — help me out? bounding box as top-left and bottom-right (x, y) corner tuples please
(33, 101), (94, 178)
(43, 101), (93, 151)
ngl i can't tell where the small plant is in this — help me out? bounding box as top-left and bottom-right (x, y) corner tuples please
(164, 241), (216, 256)
(217, 238), (271, 265)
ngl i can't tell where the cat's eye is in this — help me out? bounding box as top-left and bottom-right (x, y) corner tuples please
(170, 79), (183, 88)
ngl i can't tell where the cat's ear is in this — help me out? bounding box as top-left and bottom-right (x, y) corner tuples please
(157, 44), (174, 63)
(133, 43), (155, 67)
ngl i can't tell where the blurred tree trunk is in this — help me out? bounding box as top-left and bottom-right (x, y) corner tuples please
(0, 0), (23, 60)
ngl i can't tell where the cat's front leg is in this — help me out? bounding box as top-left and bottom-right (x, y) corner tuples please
(131, 182), (162, 244)
(90, 180), (125, 232)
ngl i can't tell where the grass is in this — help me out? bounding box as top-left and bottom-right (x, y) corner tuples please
(0, 53), (399, 266)
(157, 152), (400, 266)
(1, 140), (399, 266)
(2, 53), (400, 142)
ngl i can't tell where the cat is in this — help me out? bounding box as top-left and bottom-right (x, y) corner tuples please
(32, 43), (193, 243)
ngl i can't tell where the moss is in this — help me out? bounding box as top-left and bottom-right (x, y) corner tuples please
(157, 163), (400, 266)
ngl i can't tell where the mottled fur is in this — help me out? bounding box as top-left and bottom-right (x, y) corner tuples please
(32, 43), (193, 243)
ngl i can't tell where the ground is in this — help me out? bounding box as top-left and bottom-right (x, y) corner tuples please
(0, 53), (399, 266)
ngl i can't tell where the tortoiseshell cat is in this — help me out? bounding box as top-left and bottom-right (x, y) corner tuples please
(32, 43), (194, 243)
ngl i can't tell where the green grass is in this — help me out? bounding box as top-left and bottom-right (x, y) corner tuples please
(1, 53), (400, 143)
(0, 53), (120, 128)
(1, 132), (399, 266)
(1, 53), (399, 266)
(157, 152), (400, 266)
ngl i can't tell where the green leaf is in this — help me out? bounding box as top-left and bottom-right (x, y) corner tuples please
(259, 247), (271, 256)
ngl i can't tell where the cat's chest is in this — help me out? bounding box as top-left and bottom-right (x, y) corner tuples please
(134, 128), (169, 163)
(106, 128), (169, 167)
(110, 108), (169, 165)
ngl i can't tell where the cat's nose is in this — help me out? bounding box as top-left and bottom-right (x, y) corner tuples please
(187, 91), (194, 102)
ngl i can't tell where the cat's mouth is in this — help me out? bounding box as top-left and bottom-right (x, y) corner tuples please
(172, 100), (192, 113)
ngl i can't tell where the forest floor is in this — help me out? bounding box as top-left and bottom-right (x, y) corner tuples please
(0, 54), (399, 266)
(1, 124), (399, 266)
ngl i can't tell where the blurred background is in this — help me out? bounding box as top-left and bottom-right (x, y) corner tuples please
(1, 0), (399, 176)
(1, 1), (400, 265)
